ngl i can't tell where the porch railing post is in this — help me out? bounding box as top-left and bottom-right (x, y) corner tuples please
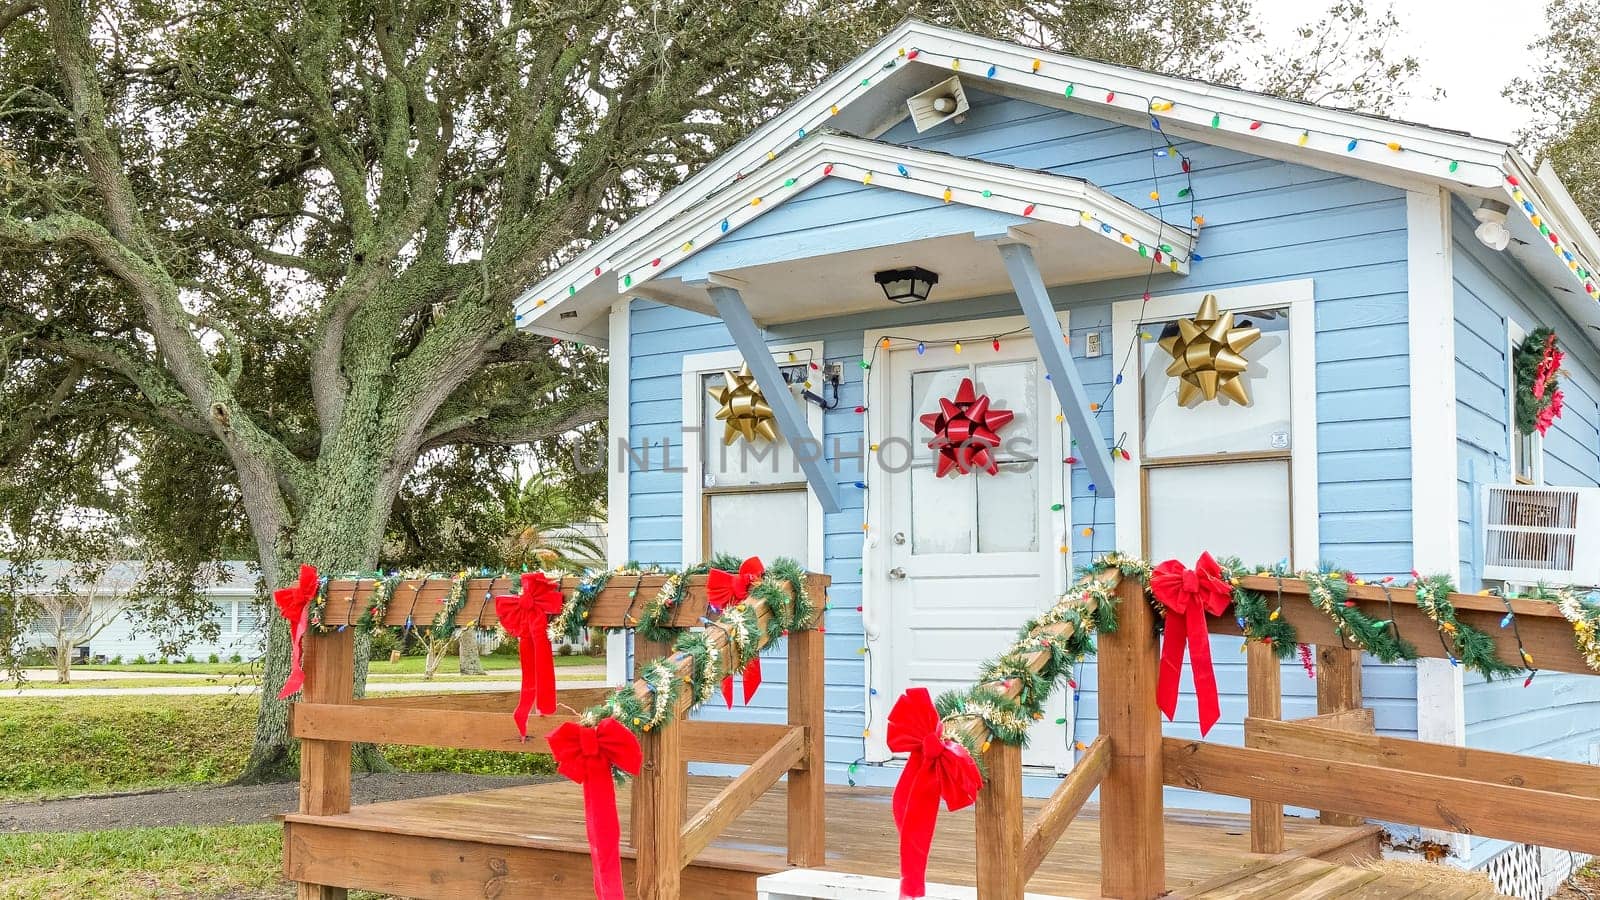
(975, 740), (1026, 900)
(631, 633), (682, 842)
(786, 621), (827, 866)
(294, 628), (354, 900)
(635, 717), (685, 900)
(1245, 641), (1284, 853)
(1097, 575), (1165, 899)
(1315, 645), (1367, 827)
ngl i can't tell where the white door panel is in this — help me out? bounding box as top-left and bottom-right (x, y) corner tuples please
(879, 335), (1068, 770)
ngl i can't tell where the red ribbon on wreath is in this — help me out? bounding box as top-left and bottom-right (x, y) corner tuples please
(1149, 552), (1234, 736)
(273, 564), (319, 700)
(547, 719), (642, 900)
(708, 556), (764, 708)
(887, 686), (983, 898)
(495, 572), (566, 738)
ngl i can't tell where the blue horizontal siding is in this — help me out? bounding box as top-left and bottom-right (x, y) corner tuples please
(1449, 198), (1600, 867)
(624, 88), (1421, 803)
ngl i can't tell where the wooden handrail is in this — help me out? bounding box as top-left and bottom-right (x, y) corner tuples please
(679, 726), (807, 865)
(1021, 735), (1108, 878)
(1162, 733), (1600, 855)
(314, 571), (829, 631)
(1222, 574), (1591, 675)
(290, 701), (800, 766)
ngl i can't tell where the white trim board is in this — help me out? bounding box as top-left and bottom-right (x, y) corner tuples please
(1407, 187), (1469, 862)
(859, 313), (1070, 764)
(1110, 278), (1320, 568)
(605, 298), (632, 685)
(679, 342), (827, 574)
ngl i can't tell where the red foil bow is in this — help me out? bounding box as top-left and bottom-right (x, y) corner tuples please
(887, 687), (983, 898)
(273, 565), (318, 700)
(709, 557), (764, 708)
(547, 719), (642, 900)
(919, 377), (1015, 477)
(1149, 551), (1235, 736)
(495, 572), (566, 738)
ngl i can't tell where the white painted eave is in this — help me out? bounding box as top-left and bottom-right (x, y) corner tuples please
(516, 18), (1600, 335)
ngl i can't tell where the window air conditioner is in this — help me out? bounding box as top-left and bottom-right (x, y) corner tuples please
(1481, 484), (1600, 587)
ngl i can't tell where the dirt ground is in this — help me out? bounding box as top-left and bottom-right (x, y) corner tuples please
(0, 771), (553, 833)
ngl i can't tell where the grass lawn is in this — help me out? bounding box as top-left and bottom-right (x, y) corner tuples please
(0, 694), (553, 800)
(73, 652), (598, 677)
(0, 824), (398, 900)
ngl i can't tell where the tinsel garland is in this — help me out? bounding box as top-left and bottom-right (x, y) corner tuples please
(1413, 574), (1522, 676)
(579, 557), (816, 750)
(1520, 583), (1600, 672)
(932, 551), (1137, 763)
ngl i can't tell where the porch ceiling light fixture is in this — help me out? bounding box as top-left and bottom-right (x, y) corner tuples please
(874, 266), (940, 304)
(1474, 199), (1512, 252)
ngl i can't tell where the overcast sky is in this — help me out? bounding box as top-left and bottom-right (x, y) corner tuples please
(1254, 0), (1549, 146)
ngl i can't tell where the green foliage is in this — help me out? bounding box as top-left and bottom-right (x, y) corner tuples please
(382, 745), (555, 777)
(1511, 0), (1600, 225)
(1512, 327), (1562, 437)
(0, 824), (287, 899)
(0, 696), (256, 797)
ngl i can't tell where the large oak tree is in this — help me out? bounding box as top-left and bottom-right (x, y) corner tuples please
(0, 0), (1420, 781)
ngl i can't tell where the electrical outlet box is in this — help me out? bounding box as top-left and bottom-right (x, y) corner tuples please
(1085, 332), (1102, 358)
(824, 362), (844, 383)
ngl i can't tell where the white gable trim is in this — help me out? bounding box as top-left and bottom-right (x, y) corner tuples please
(613, 134), (1191, 293)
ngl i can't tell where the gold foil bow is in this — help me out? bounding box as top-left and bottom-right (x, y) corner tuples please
(1157, 293), (1261, 405)
(708, 363), (778, 445)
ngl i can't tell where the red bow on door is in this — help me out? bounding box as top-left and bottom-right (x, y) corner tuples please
(1149, 551), (1235, 736)
(273, 565), (319, 700)
(887, 687), (983, 898)
(547, 719), (642, 900)
(495, 572), (566, 739)
(708, 557), (764, 707)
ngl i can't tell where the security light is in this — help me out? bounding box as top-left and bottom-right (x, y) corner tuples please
(1474, 199), (1511, 252)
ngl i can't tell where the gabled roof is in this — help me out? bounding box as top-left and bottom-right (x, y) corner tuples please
(516, 19), (1600, 341)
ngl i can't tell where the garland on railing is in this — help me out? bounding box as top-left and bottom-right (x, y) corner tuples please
(577, 556), (815, 739)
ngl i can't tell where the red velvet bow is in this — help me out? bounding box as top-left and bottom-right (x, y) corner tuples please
(547, 719), (643, 900)
(1149, 551), (1235, 736)
(709, 557), (765, 708)
(887, 687), (983, 898)
(495, 572), (566, 738)
(273, 565), (319, 700)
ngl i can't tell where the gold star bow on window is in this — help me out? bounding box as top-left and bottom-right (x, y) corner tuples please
(1157, 293), (1261, 406)
(708, 364), (778, 445)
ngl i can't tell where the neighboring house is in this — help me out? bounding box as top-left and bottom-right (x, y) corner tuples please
(16, 560), (263, 662)
(516, 21), (1600, 896)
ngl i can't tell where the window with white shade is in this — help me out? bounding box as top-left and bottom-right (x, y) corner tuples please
(695, 365), (812, 563)
(1137, 305), (1294, 564)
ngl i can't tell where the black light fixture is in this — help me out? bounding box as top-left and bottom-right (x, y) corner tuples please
(874, 266), (940, 304)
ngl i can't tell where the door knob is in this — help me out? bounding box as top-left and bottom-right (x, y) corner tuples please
(889, 567), (907, 579)
(893, 532), (907, 545)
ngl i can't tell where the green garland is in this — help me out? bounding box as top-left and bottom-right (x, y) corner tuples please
(1519, 583), (1600, 672)
(933, 551), (1138, 761)
(1413, 574), (1522, 676)
(581, 556), (816, 743)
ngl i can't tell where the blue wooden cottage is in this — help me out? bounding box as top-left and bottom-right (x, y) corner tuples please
(515, 21), (1600, 895)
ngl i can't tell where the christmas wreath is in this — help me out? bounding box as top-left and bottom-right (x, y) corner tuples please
(1514, 326), (1565, 436)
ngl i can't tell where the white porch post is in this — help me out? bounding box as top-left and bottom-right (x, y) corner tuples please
(995, 238), (1116, 498)
(705, 281), (844, 514)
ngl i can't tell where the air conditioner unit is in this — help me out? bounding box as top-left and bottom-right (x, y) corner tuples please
(1481, 484), (1600, 586)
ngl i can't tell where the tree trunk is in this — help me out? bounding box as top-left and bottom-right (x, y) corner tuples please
(457, 629), (485, 675)
(423, 636), (449, 679)
(55, 645), (70, 684)
(233, 455), (397, 784)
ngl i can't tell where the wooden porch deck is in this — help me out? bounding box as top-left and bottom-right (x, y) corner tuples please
(279, 776), (1451, 899)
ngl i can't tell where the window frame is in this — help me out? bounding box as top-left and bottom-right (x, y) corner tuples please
(1111, 280), (1319, 568)
(680, 342), (826, 571)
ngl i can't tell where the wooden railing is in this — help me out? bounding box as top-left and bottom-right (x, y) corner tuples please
(288, 571), (829, 900)
(969, 572), (1600, 900)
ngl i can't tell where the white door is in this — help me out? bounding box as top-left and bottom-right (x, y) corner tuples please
(881, 334), (1069, 770)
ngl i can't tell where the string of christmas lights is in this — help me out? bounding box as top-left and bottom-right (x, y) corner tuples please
(524, 36), (1584, 315)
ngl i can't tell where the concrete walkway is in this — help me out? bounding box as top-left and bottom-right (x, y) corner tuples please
(3, 676), (609, 698)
